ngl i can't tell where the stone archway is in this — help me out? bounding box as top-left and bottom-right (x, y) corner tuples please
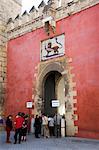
(42, 70), (62, 116)
(33, 57), (78, 136)
(35, 62), (67, 115)
(38, 62), (65, 97)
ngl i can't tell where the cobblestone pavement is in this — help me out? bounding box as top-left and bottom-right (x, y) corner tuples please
(0, 132), (99, 150)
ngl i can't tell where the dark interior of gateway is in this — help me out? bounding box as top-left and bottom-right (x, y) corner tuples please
(43, 71), (62, 116)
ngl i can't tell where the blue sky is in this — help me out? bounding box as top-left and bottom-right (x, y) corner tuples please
(22, 0), (48, 12)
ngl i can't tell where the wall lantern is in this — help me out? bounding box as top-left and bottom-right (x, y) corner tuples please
(42, 16), (56, 35)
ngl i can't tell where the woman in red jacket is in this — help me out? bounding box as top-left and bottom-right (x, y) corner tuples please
(14, 112), (24, 144)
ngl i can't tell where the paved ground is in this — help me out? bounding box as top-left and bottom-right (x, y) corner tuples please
(0, 131), (99, 150)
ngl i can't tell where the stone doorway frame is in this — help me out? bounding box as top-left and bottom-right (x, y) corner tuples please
(33, 56), (78, 136)
(35, 61), (67, 114)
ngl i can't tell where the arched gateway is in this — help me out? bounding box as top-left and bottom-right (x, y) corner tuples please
(33, 57), (78, 136)
(42, 71), (65, 116)
(35, 61), (66, 114)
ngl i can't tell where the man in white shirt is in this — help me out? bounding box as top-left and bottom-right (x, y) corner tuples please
(42, 114), (49, 138)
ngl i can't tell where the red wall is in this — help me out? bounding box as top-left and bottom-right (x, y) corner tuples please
(6, 4), (99, 138)
(66, 5), (99, 139)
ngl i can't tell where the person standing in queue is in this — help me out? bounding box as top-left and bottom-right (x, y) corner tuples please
(48, 116), (54, 137)
(14, 112), (24, 144)
(21, 116), (28, 141)
(5, 115), (13, 143)
(42, 114), (49, 138)
(54, 113), (61, 137)
(34, 115), (41, 138)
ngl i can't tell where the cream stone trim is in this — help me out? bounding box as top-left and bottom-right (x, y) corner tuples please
(73, 107), (77, 111)
(69, 91), (77, 97)
(61, 70), (68, 75)
(68, 58), (73, 63)
(74, 99), (77, 103)
(64, 57), (78, 136)
(75, 126), (79, 134)
(32, 95), (34, 99)
(69, 82), (76, 88)
(34, 73), (37, 78)
(6, 0), (99, 40)
(74, 114), (78, 120)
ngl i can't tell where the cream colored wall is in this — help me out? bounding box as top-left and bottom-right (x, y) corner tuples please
(0, 0), (22, 22)
(57, 77), (65, 115)
(0, 0), (22, 116)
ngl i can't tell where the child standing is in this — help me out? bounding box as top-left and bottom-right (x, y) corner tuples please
(21, 116), (28, 141)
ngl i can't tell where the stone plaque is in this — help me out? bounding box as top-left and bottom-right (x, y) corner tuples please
(41, 34), (65, 60)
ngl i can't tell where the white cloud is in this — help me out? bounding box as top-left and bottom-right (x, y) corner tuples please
(22, 0), (48, 12)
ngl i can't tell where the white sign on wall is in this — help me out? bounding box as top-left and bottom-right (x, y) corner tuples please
(52, 100), (60, 107)
(41, 34), (65, 60)
(26, 102), (33, 108)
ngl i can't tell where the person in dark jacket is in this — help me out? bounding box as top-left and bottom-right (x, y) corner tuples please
(21, 116), (28, 141)
(39, 115), (42, 135)
(6, 115), (13, 143)
(34, 115), (41, 138)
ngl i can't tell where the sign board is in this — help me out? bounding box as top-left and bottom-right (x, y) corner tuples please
(41, 34), (65, 60)
(26, 102), (33, 108)
(52, 100), (60, 107)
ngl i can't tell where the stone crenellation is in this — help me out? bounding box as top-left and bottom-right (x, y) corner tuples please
(6, 0), (99, 40)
